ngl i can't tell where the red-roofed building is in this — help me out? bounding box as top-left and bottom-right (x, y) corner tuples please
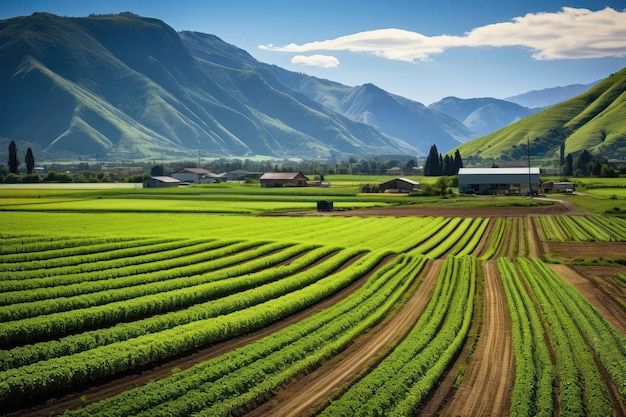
(259, 172), (309, 187)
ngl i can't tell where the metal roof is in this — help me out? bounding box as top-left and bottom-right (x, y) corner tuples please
(149, 176), (181, 183)
(259, 172), (307, 180)
(458, 167), (540, 175)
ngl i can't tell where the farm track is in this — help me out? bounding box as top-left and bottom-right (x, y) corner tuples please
(437, 261), (513, 416)
(244, 259), (443, 417)
(9, 252), (375, 417)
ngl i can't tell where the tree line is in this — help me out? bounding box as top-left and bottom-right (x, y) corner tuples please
(424, 145), (463, 176)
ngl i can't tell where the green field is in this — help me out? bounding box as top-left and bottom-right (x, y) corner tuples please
(1, 179), (625, 416)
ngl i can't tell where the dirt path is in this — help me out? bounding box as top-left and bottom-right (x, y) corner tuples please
(244, 259), (443, 417)
(434, 261), (514, 416)
(548, 264), (626, 335)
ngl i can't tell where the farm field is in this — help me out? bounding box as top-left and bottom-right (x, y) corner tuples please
(1, 183), (626, 416)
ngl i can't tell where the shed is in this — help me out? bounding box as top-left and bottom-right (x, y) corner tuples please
(142, 176), (181, 188)
(259, 172), (309, 187)
(458, 167), (540, 195)
(171, 168), (220, 184)
(379, 177), (420, 193)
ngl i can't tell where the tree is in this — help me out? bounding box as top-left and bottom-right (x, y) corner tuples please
(454, 149), (463, 174)
(424, 144), (442, 176)
(563, 153), (573, 176)
(25, 148), (35, 174)
(574, 150), (593, 176)
(8, 140), (18, 174)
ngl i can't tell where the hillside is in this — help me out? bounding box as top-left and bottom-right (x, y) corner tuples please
(0, 13), (417, 161)
(456, 68), (626, 163)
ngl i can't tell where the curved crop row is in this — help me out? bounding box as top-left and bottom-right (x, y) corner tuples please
(521, 258), (626, 405)
(320, 255), (476, 416)
(480, 217), (506, 260)
(0, 241), (304, 321)
(0, 245), (346, 370)
(497, 258), (553, 416)
(64, 254), (427, 417)
(0, 249), (392, 405)
(411, 217), (463, 256)
(518, 258), (613, 415)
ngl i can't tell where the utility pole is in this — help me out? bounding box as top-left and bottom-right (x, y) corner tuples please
(527, 136), (532, 197)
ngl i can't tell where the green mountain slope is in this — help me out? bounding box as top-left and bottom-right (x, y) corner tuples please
(456, 68), (626, 163)
(0, 13), (417, 161)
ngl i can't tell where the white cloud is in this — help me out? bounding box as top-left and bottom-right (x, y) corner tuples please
(258, 7), (626, 62)
(291, 54), (340, 68)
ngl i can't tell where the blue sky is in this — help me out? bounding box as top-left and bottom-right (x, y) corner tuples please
(2, 0), (626, 104)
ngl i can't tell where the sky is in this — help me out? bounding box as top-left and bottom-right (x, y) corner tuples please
(1, 0), (626, 104)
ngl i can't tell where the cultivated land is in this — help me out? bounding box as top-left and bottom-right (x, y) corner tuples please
(1, 181), (625, 416)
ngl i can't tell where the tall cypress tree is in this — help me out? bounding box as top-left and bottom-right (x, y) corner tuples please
(454, 149), (463, 174)
(424, 144), (442, 176)
(8, 140), (18, 174)
(25, 148), (35, 175)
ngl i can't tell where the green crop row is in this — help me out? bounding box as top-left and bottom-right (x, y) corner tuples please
(0, 241), (306, 323)
(0, 245), (347, 370)
(451, 217), (489, 257)
(411, 217), (463, 256)
(0, 248), (393, 406)
(0, 237), (194, 272)
(0, 239), (250, 286)
(480, 218), (506, 260)
(497, 258), (553, 416)
(0, 235), (143, 256)
(518, 258), (614, 415)
(77, 255), (427, 417)
(320, 255), (476, 416)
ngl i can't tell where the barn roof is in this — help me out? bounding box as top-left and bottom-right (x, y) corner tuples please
(148, 176), (181, 183)
(173, 168), (213, 175)
(458, 167), (540, 175)
(259, 172), (307, 180)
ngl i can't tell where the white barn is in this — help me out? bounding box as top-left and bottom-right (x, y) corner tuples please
(458, 167), (540, 195)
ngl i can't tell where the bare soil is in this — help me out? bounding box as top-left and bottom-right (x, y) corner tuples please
(244, 259), (443, 417)
(435, 261), (514, 417)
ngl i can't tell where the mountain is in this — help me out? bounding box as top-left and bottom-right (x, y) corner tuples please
(455, 68), (626, 163)
(428, 97), (537, 136)
(267, 77), (477, 156)
(504, 81), (600, 109)
(0, 12), (419, 161)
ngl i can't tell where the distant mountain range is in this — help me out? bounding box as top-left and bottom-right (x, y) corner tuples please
(0, 12), (618, 163)
(456, 68), (626, 162)
(504, 81), (600, 109)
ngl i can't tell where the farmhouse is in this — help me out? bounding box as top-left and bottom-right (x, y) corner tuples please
(142, 176), (181, 188)
(259, 172), (309, 187)
(458, 167), (540, 195)
(379, 177), (420, 193)
(171, 168), (221, 184)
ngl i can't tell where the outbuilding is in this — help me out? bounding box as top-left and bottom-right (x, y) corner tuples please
(142, 176), (181, 188)
(379, 177), (420, 193)
(458, 167), (540, 195)
(259, 172), (309, 187)
(171, 168), (221, 184)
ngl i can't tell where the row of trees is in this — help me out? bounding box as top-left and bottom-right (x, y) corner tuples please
(424, 145), (463, 176)
(560, 148), (621, 178)
(8, 140), (35, 175)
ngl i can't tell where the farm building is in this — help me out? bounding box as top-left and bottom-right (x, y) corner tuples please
(259, 172), (309, 187)
(171, 168), (222, 184)
(142, 176), (181, 188)
(458, 167), (540, 195)
(379, 177), (420, 193)
(543, 181), (575, 193)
